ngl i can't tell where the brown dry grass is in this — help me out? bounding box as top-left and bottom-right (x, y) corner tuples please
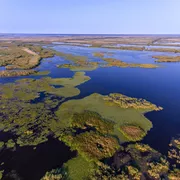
(122, 126), (143, 137)
(120, 125), (146, 141)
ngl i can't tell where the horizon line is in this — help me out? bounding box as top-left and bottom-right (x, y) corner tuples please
(1, 33), (180, 35)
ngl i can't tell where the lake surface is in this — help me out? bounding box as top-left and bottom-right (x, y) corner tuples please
(0, 44), (180, 178)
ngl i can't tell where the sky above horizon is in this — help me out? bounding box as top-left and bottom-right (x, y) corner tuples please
(0, 0), (180, 34)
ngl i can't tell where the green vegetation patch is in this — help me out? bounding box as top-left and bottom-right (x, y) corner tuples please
(103, 93), (162, 111)
(126, 143), (165, 174)
(56, 93), (161, 142)
(147, 158), (169, 179)
(0, 141), (4, 148)
(85, 143), (172, 180)
(0, 72), (90, 100)
(63, 155), (96, 180)
(153, 55), (180, 63)
(0, 70), (37, 77)
(0, 170), (4, 179)
(6, 139), (16, 149)
(0, 45), (42, 70)
(0, 72), (91, 146)
(168, 168), (180, 180)
(55, 51), (87, 64)
(34, 71), (50, 76)
(57, 51), (158, 72)
(0, 43), (60, 77)
(61, 131), (119, 161)
(101, 57), (158, 68)
(41, 168), (63, 180)
(71, 111), (114, 134)
(57, 63), (98, 72)
(168, 137), (180, 165)
(93, 52), (105, 57)
(0, 97), (60, 146)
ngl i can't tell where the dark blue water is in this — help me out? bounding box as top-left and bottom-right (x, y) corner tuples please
(0, 45), (180, 156)
(1, 137), (76, 180)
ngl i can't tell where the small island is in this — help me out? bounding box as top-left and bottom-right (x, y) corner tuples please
(153, 55), (180, 63)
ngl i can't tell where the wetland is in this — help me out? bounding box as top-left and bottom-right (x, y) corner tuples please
(0, 35), (180, 180)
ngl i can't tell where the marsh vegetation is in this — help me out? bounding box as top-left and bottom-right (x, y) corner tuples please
(93, 53), (158, 68)
(0, 37), (179, 179)
(153, 55), (180, 63)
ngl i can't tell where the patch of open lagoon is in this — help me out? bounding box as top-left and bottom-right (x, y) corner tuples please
(0, 66), (6, 71)
(1, 136), (76, 180)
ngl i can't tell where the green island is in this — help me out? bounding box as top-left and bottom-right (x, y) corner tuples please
(54, 93), (162, 142)
(93, 52), (105, 57)
(57, 62), (99, 72)
(153, 55), (180, 63)
(101, 57), (158, 68)
(93, 52), (158, 68)
(55, 51), (101, 72)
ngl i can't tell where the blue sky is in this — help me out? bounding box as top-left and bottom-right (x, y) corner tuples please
(0, 0), (180, 34)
